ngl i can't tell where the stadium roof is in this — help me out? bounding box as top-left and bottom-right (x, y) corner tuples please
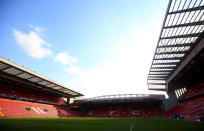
(75, 94), (165, 103)
(0, 57), (83, 97)
(148, 0), (204, 91)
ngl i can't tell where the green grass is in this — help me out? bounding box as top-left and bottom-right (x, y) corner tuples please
(0, 117), (203, 131)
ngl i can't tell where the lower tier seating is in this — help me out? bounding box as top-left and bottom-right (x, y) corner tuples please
(163, 96), (204, 120)
(0, 98), (78, 118)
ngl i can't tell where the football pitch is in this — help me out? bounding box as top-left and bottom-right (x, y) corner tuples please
(0, 117), (203, 131)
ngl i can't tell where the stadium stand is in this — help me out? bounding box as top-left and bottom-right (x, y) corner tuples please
(0, 0), (204, 121)
(163, 96), (203, 120)
(0, 98), (78, 117)
(182, 83), (204, 100)
(81, 103), (163, 118)
(0, 81), (67, 105)
(0, 57), (83, 118)
(148, 0), (204, 121)
(75, 94), (165, 118)
(163, 83), (204, 120)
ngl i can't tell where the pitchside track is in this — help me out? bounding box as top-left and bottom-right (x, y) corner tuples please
(0, 117), (203, 131)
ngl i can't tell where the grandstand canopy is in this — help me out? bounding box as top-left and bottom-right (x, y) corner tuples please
(75, 94), (165, 103)
(148, 0), (204, 91)
(0, 57), (83, 97)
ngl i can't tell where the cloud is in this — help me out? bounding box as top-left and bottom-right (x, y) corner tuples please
(64, 65), (81, 75)
(13, 29), (52, 59)
(55, 52), (78, 65)
(28, 24), (46, 33)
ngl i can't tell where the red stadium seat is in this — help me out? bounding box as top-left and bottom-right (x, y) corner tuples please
(0, 82), (67, 105)
(0, 98), (76, 118)
(82, 102), (162, 118)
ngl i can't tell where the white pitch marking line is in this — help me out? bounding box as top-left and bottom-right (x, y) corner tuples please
(130, 123), (134, 131)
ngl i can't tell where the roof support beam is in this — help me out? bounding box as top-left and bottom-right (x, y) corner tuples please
(155, 51), (187, 55)
(168, 5), (204, 14)
(148, 83), (166, 85)
(150, 70), (173, 72)
(152, 62), (179, 65)
(149, 76), (168, 78)
(149, 73), (170, 76)
(148, 76), (168, 79)
(158, 43), (191, 48)
(151, 67), (175, 69)
(15, 71), (25, 76)
(35, 79), (44, 83)
(161, 33), (200, 39)
(148, 88), (166, 91)
(51, 85), (58, 88)
(153, 57), (181, 60)
(164, 21), (204, 29)
(150, 70), (171, 73)
(40, 83), (51, 86)
(26, 76), (36, 80)
(0, 66), (10, 71)
(149, 74), (169, 75)
(147, 78), (166, 80)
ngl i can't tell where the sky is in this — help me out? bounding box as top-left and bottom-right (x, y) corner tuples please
(0, 0), (169, 98)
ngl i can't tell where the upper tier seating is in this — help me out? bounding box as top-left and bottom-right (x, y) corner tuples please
(0, 83), (66, 105)
(182, 83), (204, 100)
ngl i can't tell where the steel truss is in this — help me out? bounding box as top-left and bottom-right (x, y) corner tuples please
(148, 0), (204, 90)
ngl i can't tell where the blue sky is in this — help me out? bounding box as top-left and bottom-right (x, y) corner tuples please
(0, 0), (168, 98)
